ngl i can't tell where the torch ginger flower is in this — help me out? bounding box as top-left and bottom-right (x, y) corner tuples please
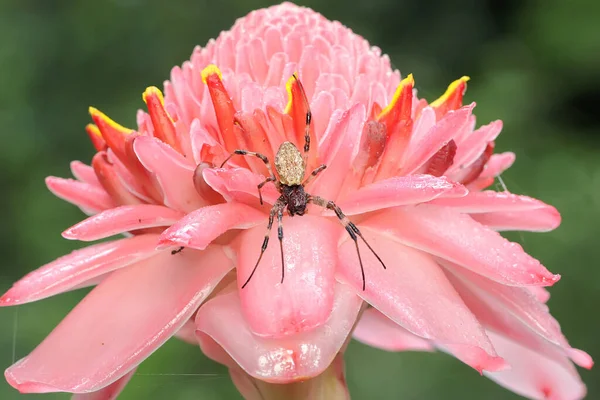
(1, 2), (592, 399)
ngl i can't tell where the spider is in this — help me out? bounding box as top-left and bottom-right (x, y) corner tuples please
(220, 74), (386, 291)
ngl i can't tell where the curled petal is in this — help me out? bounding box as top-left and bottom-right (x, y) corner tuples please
(5, 246), (234, 393)
(46, 177), (116, 214)
(71, 368), (136, 400)
(158, 202), (266, 250)
(337, 230), (505, 372)
(133, 136), (205, 212)
(335, 175), (467, 216)
(0, 234), (160, 306)
(195, 283), (362, 382)
(363, 206), (559, 286)
(203, 167), (280, 206)
(485, 331), (587, 400)
(353, 308), (434, 352)
(63, 205), (185, 241)
(236, 215), (342, 337)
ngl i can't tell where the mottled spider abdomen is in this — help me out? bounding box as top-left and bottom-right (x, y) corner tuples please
(274, 141), (305, 185)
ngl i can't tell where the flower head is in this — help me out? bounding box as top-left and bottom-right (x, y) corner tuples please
(1, 3), (591, 399)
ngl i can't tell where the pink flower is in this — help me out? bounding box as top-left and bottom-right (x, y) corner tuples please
(1, 2), (592, 399)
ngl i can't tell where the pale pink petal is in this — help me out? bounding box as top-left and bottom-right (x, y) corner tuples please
(236, 215), (342, 337)
(133, 136), (206, 212)
(335, 175), (467, 216)
(337, 230), (505, 372)
(46, 177), (116, 214)
(363, 206), (559, 286)
(195, 282), (362, 382)
(70, 161), (100, 186)
(485, 331), (587, 400)
(203, 167), (280, 206)
(62, 205), (185, 241)
(353, 308), (434, 352)
(5, 246), (234, 393)
(529, 286), (551, 303)
(403, 104), (474, 175)
(158, 202), (266, 250)
(471, 210), (561, 232)
(71, 369), (136, 400)
(449, 120), (503, 174)
(174, 319), (200, 345)
(0, 235), (160, 306)
(480, 152), (516, 178)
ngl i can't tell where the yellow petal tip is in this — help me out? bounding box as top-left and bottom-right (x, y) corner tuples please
(201, 64), (223, 84)
(430, 76), (470, 108)
(142, 86), (164, 105)
(284, 73), (299, 114)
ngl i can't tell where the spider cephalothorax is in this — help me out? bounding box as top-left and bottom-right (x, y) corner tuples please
(220, 74), (386, 290)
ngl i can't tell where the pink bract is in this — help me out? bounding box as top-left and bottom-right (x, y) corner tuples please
(1, 2), (591, 400)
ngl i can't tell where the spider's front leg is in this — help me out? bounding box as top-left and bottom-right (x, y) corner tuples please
(308, 195), (387, 290)
(220, 149), (277, 205)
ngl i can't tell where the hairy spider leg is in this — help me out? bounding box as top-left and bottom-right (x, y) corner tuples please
(277, 207), (285, 283)
(303, 164), (327, 186)
(241, 199), (286, 289)
(220, 149), (276, 205)
(308, 195), (387, 290)
(292, 73), (312, 160)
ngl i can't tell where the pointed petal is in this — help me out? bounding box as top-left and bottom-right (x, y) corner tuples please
(195, 283), (362, 382)
(484, 331), (586, 400)
(237, 215), (342, 337)
(63, 205), (185, 241)
(337, 231), (505, 372)
(353, 308), (434, 352)
(158, 202), (266, 250)
(403, 104), (474, 175)
(133, 136), (205, 212)
(335, 175), (467, 216)
(0, 235), (160, 306)
(202, 167), (280, 206)
(71, 369), (136, 400)
(363, 206), (559, 286)
(46, 177), (116, 214)
(70, 161), (100, 186)
(5, 246), (234, 393)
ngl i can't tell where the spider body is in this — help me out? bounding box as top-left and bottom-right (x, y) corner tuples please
(219, 74), (386, 290)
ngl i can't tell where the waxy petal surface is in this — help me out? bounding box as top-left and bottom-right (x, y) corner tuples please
(485, 332), (587, 400)
(63, 205), (185, 241)
(336, 175), (467, 216)
(353, 308), (434, 352)
(196, 283), (362, 382)
(46, 177), (115, 214)
(5, 246), (233, 393)
(203, 167), (280, 206)
(71, 369), (136, 400)
(363, 206), (559, 286)
(158, 202), (266, 250)
(237, 215), (342, 338)
(0, 235), (160, 306)
(337, 230), (505, 372)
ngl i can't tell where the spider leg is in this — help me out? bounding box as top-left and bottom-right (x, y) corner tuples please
(292, 73), (312, 161)
(241, 199), (285, 289)
(308, 195), (387, 291)
(221, 149), (278, 205)
(302, 164), (327, 186)
(277, 207), (285, 283)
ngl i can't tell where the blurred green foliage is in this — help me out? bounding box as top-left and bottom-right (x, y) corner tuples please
(0, 0), (599, 399)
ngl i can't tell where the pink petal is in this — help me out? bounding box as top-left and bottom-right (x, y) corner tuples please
(485, 331), (587, 400)
(71, 368), (136, 400)
(528, 286), (551, 303)
(0, 234), (160, 306)
(5, 246), (234, 393)
(195, 282), (362, 382)
(62, 205), (185, 241)
(353, 308), (434, 352)
(403, 104), (474, 175)
(203, 167), (280, 206)
(429, 191), (561, 232)
(70, 161), (100, 186)
(450, 120), (503, 174)
(480, 152), (516, 178)
(335, 175), (467, 216)
(46, 177), (116, 214)
(363, 206), (559, 286)
(236, 215), (342, 338)
(133, 136), (206, 212)
(158, 202), (266, 250)
(337, 230), (505, 372)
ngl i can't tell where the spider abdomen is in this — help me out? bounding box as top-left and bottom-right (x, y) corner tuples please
(274, 141), (305, 185)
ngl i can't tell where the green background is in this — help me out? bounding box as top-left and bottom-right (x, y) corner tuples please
(1, 0), (598, 398)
